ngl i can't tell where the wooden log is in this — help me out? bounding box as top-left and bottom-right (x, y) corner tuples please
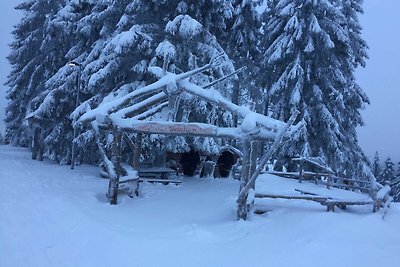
(107, 130), (122, 205)
(111, 92), (167, 120)
(249, 141), (259, 190)
(327, 174), (331, 189)
(80, 53), (225, 124)
(299, 168), (303, 183)
(294, 189), (322, 196)
(32, 127), (40, 160)
(203, 67), (246, 89)
(381, 196), (393, 220)
(237, 138), (251, 220)
(133, 133), (142, 170)
(133, 102), (168, 120)
(179, 78), (285, 133)
(254, 193), (329, 202)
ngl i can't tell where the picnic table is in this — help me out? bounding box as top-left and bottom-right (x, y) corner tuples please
(119, 167), (181, 198)
(138, 167), (177, 180)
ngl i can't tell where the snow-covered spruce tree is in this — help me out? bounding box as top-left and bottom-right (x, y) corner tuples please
(380, 157), (395, 185)
(339, 0), (368, 68)
(261, 0), (370, 178)
(122, 0), (236, 158)
(28, 0), (236, 164)
(391, 162), (400, 202)
(372, 151), (381, 179)
(225, 0), (262, 111)
(31, 0), (147, 164)
(5, 0), (67, 146)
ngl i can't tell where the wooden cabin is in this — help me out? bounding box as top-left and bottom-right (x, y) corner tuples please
(165, 145), (242, 178)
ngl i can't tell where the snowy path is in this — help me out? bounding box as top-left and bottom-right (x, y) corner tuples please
(1, 145), (399, 267)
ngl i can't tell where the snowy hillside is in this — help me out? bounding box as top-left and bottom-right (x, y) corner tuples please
(1, 145), (399, 267)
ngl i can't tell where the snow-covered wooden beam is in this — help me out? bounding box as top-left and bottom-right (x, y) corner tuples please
(110, 92), (167, 120)
(78, 80), (165, 123)
(132, 101), (169, 120)
(108, 119), (278, 140)
(78, 53), (225, 124)
(202, 66), (246, 89)
(178, 79), (285, 133)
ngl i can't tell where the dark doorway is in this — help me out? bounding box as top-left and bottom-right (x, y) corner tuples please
(180, 150), (200, 176)
(217, 151), (235, 177)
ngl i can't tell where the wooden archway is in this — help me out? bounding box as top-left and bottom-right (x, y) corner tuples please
(75, 54), (301, 220)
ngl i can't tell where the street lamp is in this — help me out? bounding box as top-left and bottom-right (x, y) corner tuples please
(67, 61), (82, 170)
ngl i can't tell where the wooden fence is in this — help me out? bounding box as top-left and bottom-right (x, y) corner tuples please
(266, 171), (371, 193)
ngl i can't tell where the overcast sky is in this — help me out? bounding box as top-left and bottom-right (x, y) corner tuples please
(0, 0), (399, 163)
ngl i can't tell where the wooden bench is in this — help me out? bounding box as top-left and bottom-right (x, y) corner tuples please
(119, 176), (182, 198)
(138, 167), (177, 180)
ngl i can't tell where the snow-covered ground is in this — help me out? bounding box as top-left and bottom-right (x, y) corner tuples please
(1, 145), (399, 267)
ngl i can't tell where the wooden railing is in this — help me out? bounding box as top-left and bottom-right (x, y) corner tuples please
(266, 171), (371, 193)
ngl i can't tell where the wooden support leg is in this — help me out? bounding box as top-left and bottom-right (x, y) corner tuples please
(249, 141), (258, 190)
(327, 174), (331, 189)
(133, 133), (142, 170)
(38, 128), (44, 161)
(237, 138), (251, 220)
(299, 168), (303, 183)
(32, 127), (40, 160)
(128, 179), (140, 198)
(108, 130), (122, 205)
(327, 204), (335, 212)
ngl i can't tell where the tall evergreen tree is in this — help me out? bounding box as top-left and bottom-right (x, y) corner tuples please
(5, 0), (67, 146)
(225, 0), (262, 109)
(7, 0), (237, 163)
(391, 162), (400, 202)
(380, 157), (395, 185)
(261, 0), (370, 179)
(372, 151), (381, 179)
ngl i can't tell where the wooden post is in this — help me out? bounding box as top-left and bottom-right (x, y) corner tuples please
(31, 126), (44, 161)
(107, 130), (122, 205)
(232, 79), (239, 128)
(327, 174), (331, 189)
(38, 128), (44, 161)
(133, 133), (142, 170)
(237, 138), (251, 220)
(32, 127), (40, 160)
(299, 168), (303, 183)
(249, 141), (258, 190)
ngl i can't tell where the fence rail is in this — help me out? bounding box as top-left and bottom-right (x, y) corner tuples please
(266, 171), (371, 193)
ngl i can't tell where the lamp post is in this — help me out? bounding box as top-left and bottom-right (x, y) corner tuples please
(67, 61), (82, 170)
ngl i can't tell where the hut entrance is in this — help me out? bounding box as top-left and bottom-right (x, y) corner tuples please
(180, 150), (200, 176)
(217, 151), (235, 177)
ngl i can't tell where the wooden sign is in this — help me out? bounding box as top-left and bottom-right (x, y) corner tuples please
(134, 122), (217, 136)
